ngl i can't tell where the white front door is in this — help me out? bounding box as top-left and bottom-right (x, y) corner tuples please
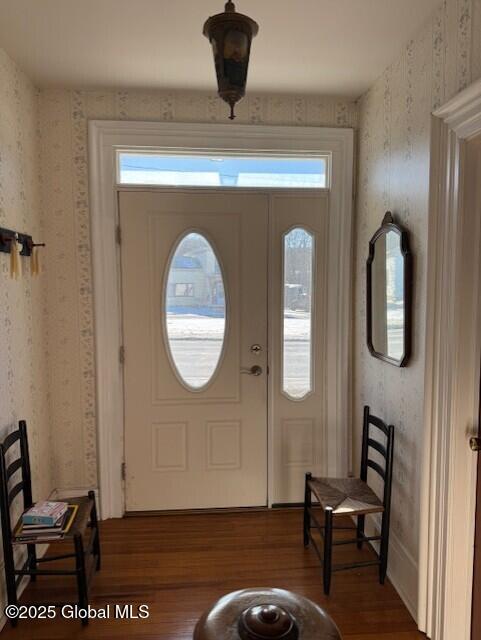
(120, 190), (268, 510)
(120, 188), (329, 511)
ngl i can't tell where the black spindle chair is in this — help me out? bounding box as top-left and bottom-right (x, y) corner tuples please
(303, 406), (394, 594)
(0, 420), (101, 626)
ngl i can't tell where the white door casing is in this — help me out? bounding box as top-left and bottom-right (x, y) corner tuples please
(419, 79), (481, 639)
(88, 121), (354, 518)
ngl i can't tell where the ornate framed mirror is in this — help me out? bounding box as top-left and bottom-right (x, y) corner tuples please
(367, 212), (412, 367)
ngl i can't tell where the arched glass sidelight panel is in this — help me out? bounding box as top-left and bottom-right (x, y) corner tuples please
(165, 232), (227, 390)
(282, 228), (314, 399)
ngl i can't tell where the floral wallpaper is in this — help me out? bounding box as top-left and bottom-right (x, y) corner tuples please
(354, 0), (481, 610)
(0, 48), (53, 601)
(0, 49), (52, 498)
(38, 90), (358, 490)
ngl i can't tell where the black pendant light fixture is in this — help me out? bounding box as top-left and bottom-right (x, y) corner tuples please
(203, 1), (259, 120)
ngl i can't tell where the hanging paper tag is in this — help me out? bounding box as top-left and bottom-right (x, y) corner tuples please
(10, 238), (24, 279)
(31, 247), (40, 276)
(10, 239), (18, 279)
(16, 241), (23, 278)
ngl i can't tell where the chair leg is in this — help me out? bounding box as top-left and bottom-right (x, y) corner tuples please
(303, 472), (312, 547)
(27, 543), (37, 581)
(2, 544), (18, 627)
(379, 511), (390, 584)
(356, 514), (365, 550)
(89, 490), (101, 571)
(323, 507), (333, 595)
(6, 575), (18, 628)
(74, 533), (89, 626)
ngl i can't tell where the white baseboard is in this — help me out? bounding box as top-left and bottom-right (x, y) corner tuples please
(364, 517), (418, 621)
(387, 531), (418, 621)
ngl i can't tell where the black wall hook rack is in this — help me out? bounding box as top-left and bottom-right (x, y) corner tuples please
(0, 227), (45, 257)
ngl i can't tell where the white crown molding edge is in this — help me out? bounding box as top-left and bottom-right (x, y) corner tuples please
(434, 78), (481, 138)
(418, 79), (481, 639)
(88, 120), (354, 519)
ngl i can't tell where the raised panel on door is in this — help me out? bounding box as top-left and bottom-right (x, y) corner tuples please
(120, 190), (268, 510)
(269, 192), (329, 504)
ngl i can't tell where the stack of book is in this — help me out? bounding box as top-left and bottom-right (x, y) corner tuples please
(14, 501), (77, 542)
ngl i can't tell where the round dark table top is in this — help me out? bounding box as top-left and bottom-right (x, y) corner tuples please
(193, 587), (342, 640)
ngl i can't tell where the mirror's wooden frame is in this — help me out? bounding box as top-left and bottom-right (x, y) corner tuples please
(366, 211), (412, 367)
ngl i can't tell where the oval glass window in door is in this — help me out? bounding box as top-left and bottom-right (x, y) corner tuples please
(164, 232), (227, 390)
(282, 227), (314, 399)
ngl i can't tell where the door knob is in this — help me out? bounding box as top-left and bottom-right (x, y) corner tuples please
(241, 365), (263, 376)
(470, 437), (481, 452)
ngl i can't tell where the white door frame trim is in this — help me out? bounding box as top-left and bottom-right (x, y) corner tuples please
(88, 120), (354, 519)
(418, 78), (481, 639)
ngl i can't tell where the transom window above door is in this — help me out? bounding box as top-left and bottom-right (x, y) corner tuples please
(117, 152), (328, 188)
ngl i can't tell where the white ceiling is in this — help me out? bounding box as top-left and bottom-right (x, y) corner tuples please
(0, 0), (441, 98)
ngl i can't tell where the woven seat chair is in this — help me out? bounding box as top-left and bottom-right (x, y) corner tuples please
(303, 406), (394, 594)
(0, 420), (101, 626)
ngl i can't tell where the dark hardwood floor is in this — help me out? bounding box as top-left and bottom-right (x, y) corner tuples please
(3, 509), (424, 639)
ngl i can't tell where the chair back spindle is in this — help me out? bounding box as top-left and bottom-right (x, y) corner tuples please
(0, 422), (35, 584)
(360, 405), (395, 509)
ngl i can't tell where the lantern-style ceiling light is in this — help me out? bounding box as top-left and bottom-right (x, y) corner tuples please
(203, 1), (259, 120)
